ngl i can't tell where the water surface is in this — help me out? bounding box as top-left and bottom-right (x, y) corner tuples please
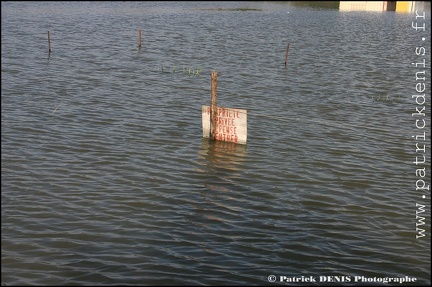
(1, 1), (431, 286)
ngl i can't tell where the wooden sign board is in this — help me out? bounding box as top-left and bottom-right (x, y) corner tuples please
(202, 105), (247, 144)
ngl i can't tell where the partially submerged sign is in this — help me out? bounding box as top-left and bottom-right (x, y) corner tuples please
(202, 105), (247, 144)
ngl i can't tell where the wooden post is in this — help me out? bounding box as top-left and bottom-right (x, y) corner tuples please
(284, 43), (290, 67)
(138, 28), (142, 48)
(210, 71), (218, 140)
(48, 31), (51, 53)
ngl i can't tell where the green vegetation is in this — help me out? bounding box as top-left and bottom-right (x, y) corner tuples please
(201, 8), (261, 12)
(371, 94), (401, 102)
(289, 1), (339, 10)
(154, 64), (201, 78)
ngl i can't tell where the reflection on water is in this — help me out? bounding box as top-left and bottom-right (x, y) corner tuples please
(197, 138), (247, 195)
(198, 138), (247, 172)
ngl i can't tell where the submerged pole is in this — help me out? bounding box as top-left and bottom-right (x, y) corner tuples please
(210, 71), (218, 140)
(48, 31), (52, 53)
(284, 43), (290, 67)
(138, 28), (142, 48)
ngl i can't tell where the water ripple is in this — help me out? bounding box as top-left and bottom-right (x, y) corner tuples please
(2, 1), (431, 286)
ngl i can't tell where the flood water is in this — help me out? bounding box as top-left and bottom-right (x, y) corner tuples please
(1, 1), (431, 286)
